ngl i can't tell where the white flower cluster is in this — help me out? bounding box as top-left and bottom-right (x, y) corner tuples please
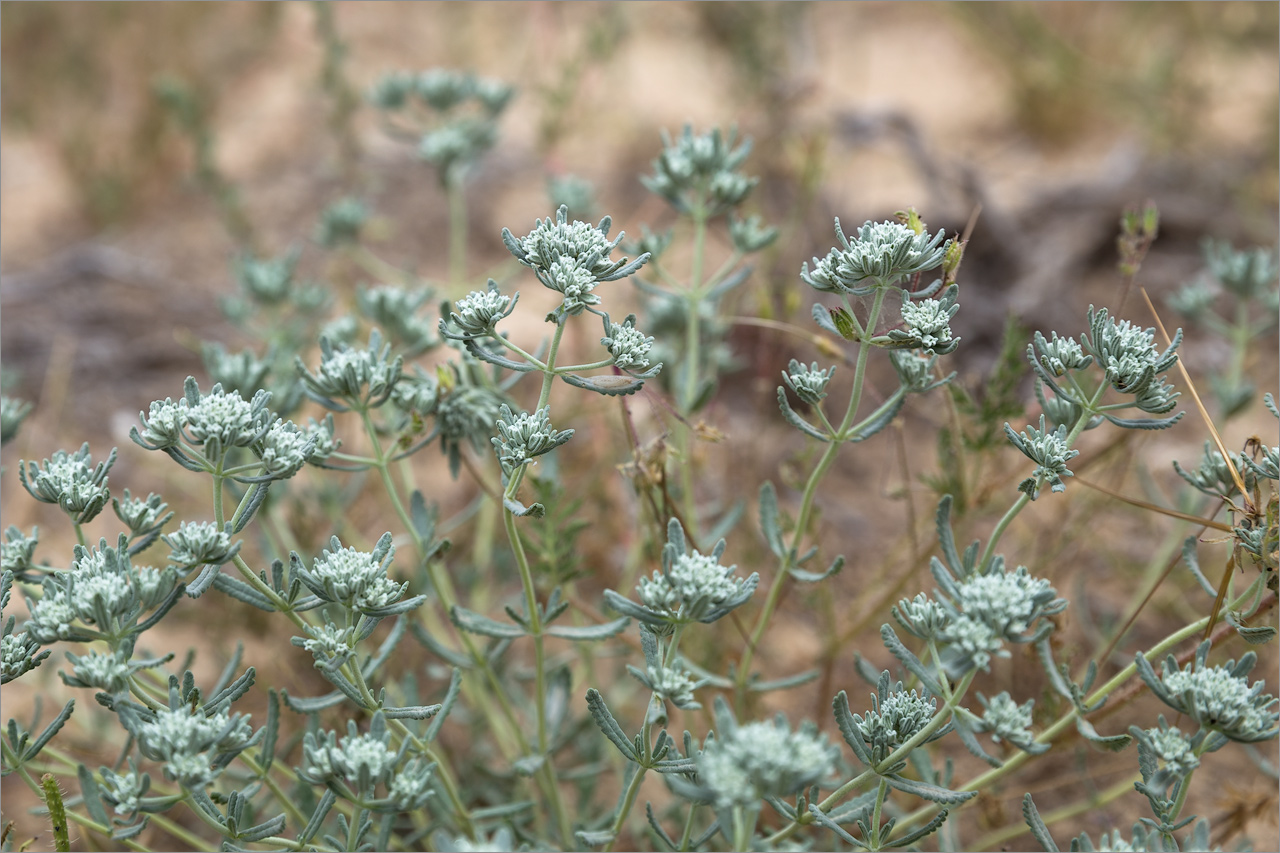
(698, 719), (835, 808)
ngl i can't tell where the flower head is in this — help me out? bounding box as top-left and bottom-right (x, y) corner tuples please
(298, 331), (403, 411)
(491, 405), (574, 477)
(642, 126), (757, 216)
(893, 286), (960, 355)
(502, 206), (648, 318)
(443, 281), (516, 339)
(602, 315), (656, 372)
(1138, 641), (1278, 744)
(697, 715), (836, 808)
(18, 443), (117, 525)
(1083, 307), (1180, 414)
(293, 533), (410, 616)
(1004, 414), (1080, 499)
(357, 285), (437, 355)
(802, 218), (948, 292)
(782, 360), (835, 405)
(851, 672), (940, 765)
(1, 396), (32, 445)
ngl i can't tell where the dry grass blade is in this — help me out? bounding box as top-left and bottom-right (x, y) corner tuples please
(1074, 476), (1233, 532)
(1139, 287), (1253, 640)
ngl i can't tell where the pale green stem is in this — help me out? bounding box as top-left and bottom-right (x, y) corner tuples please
(448, 178), (467, 290)
(680, 205), (709, 415)
(734, 286), (889, 699)
(731, 804), (755, 852)
(968, 773), (1138, 851)
(977, 379), (1109, 570)
(356, 408), (529, 752)
(346, 806), (366, 851)
(870, 777), (890, 848)
(605, 763), (649, 852)
(537, 320), (568, 411)
(502, 469), (574, 847)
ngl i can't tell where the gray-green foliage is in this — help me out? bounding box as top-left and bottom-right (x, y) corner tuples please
(3, 65), (1277, 853)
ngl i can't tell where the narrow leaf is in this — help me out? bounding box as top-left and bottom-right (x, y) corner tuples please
(211, 573), (276, 611)
(833, 691), (874, 767)
(298, 789), (337, 846)
(425, 669), (463, 744)
(777, 387), (831, 441)
(887, 808), (950, 848)
(1022, 793), (1060, 852)
(748, 669), (819, 693)
(880, 624), (943, 696)
(883, 773), (977, 804)
(280, 689), (346, 714)
(1075, 717), (1131, 752)
(76, 764), (110, 827)
(450, 605), (527, 638)
(545, 617), (630, 641)
(790, 554), (844, 583)
(585, 688), (637, 761)
(758, 481), (786, 558)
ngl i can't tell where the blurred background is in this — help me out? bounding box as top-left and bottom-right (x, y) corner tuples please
(1, 3), (1277, 850)
(2, 1), (1276, 437)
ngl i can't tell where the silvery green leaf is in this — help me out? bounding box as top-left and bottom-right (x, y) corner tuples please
(811, 302), (845, 338)
(185, 564), (220, 598)
(932, 495), (964, 577)
(360, 594), (428, 619)
(297, 789), (337, 847)
(747, 669), (819, 693)
(758, 481), (786, 558)
(1102, 412), (1185, 430)
(230, 483), (270, 534)
(575, 830), (616, 848)
(450, 605), (526, 638)
(845, 390), (906, 443)
(1022, 793), (1060, 852)
(502, 498), (545, 518)
(1075, 717), (1131, 751)
(280, 688), (346, 713)
(1179, 536), (1217, 597)
(417, 669), (463, 746)
(764, 795), (796, 820)
(23, 700), (76, 762)
(883, 773), (977, 805)
(951, 711), (1001, 767)
(545, 617), (630, 641)
(789, 554), (844, 583)
(463, 337), (539, 372)
(886, 807), (951, 848)
(645, 803), (679, 851)
(256, 689), (279, 771)
(704, 264), (752, 301)
(806, 803), (862, 847)
(560, 372), (647, 396)
(382, 704), (442, 720)
(211, 574), (276, 612)
(133, 583), (186, 635)
(777, 387), (831, 441)
(880, 624), (943, 697)
(110, 820), (149, 841)
(1235, 623), (1277, 644)
(77, 763), (111, 827)
(833, 691), (874, 767)
(410, 622), (471, 668)
(601, 589), (658, 624)
(585, 688), (637, 761)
